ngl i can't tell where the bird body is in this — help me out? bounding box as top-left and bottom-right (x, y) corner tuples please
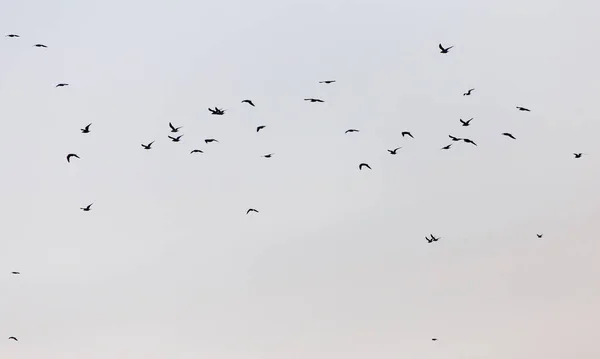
(33, 44), (47, 48)
(11, 272), (20, 275)
(142, 141), (154, 150)
(205, 138), (218, 143)
(463, 88), (475, 96)
(502, 132), (516, 139)
(449, 135), (462, 142)
(441, 144), (452, 150)
(241, 99), (255, 107)
(190, 149), (203, 154)
(439, 43), (453, 53)
(66, 153), (80, 162)
(256, 125), (266, 132)
(168, 135), (183, 142)
(6, 34), (20, 38)
(388, 147), (402, 155)
(359, 163), (371, 170)
(55, 83), (69, 87)
(169, 122), (182, 132)
(81, 123), (91, 133)
(460, 118), (473, 126)
(574, 153), (584, 158)
(8, 337), (18, 341)
(345, 129), (359, 134)
(304, 98), (324, 103)
(462, 138), (477, 146)
(246, 208), (259, 214)
(209, 107), (226, 115)
(537, 234), (543, 238)
(401, 131), (414, 138)
(81, 203), (93, 211)
(319, 80), (336, 84)
(263, 153), (274, 158)
(516, 106), (530, 112)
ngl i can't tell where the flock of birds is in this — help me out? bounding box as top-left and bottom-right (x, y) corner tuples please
(2, 34), (587, 344)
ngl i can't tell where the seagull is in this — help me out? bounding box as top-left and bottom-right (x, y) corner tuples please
(345, 129), (359, 134)
(462, 138), (477, 146)
(441, 144), (452, 150)
(204, 138), (218, 143)
(241, 99), (255, 107)
(80, 203), (93, 211)
(502, 132), (516, 139)
(80, 123), (92, 133)
(573, 153), (584, 158)
(168, 122), (182, 132)
(319, 80), (336, 84)
(66, 153), (80, 163)
(11, 272), (20, 275)
(168, 135), (183, 142)
(449, 135), (462, 142)
(8, 337), (18, 341)
(304, 98), (324, 103)
(359, 163), (371, 170)
(516, 106), (530, 112)
(55, 83), (69, 87)
(33, 43), (47, 48)
(460, 118), (473, 126)
(6, 34), (20, 38)
(141, 141), (154, 150)
(246, 208), (259, 214)
(256, 125), (266, 132)
(208, 107), (226, 115)
(439, 43), (453, 53)
(263, 153), (274, 158)
(401, 131), (414, 138)
(388, 147), (402, 155)
(536, 234), (543, 238)
(190, 149), (203, 154)
(463, 88), (475, 96)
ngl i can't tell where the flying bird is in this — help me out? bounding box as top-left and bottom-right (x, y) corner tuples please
(319, 80), (336, 84)
(11, 272), (20, 275)
(388, 147), (402, 155)
(80, 203), (93, 211)
(262, 153), (274, 158)
(430, 235), (440, 242)
(426, 236), (433, 243)
(6, 34), (19, 38)
(401, 131), (414, 138)
(246, 208), (259, 214)
(304, 98), (324, 103)
(141, 141), (154, 150)
(441, 144), (452, 150)
(502, 132), (516, 139)
(460, 118), (473, 126)
(463, 88), (475, 96)
(431, 338), (438, 341)
(33, 43), (47, 48)
(241, 99), (255, 107)
(204, 138), (218, 144)
(80, 123), (92, 133)
(449, 135), (462, 142)
(359, 163), (371, 170)
(516, 106), (530, 112)
(66, 153), (80, 163)
(573, 153), (584, 158)
(439, 43), (453, 53)
(168, 122), (182, 132)
(189, 150), (203, 154)
(256, 125), (266, 132)
(537, 234), (543, 238)
(8, 337), (17, 341)
(168, 135), (183, 142)
(462, 138), (477, 146)
(55, 83), (69, 87)
(345, 129), (359, 134)
(208, 107), (225, 115)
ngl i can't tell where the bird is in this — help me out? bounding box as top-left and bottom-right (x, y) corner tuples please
(573, 153), (584, 158)
(502, 132), (516, 139)
(6, 34), (19, 38)
(449, 135), (462, 142)
(359, 163), (371, 170)
(11, 272), (20, 275)
(190, 149), (203, 154)
(319, 80), (336, 84)
(80, 123), (91, 133)
(462, 138), (477, 146)
(439, 43), (453, 53)
(246, 208), (259, 214)
(205, 138), (218, 143)
(537, 234), (543, 238)
(256, 125), (266, 132)
(241, 99), (255, 107)
(401, 131), (414, 138)
(66, 153), (80, 163)
(208, 107), (226, 115)
(8, 337), (18, 341)
(80, 203), (93, 211)
(388, 147), (402, 155)
(441, 144), (452, 150)
(168, 122), (182, 132)
(460, 118), (473, 126)
(425, 236), (433, 243)
(304, 98), (324, 102)
(33, 43), (47, 48)
(431, 235), (440, 242)
(55, 83), (69, 87)
(516, 106), (531, 112)
(168, 135), (183, 142)
(263, 153), (274, 158)
(431, 338), (438, 342)
(141, 141), (154, 150)
(463, 88), (475, 96)
(345, 129), (359, 134)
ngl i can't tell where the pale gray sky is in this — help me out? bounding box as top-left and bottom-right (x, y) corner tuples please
(1, 0), (600, 358)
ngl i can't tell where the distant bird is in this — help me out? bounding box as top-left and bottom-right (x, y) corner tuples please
(449, 135), (462, 142)
(6, 34), (19, 38)
(241, 99), (255, 107)
(345, 129), (359, 134)
(8, 337), (17, 341)
(141, 141), (154, 150)
(304, 98), (324, 103)
(430, 235), (440, 242)
(401, 131), (414, 138)
(168, 135), (183, 142)
(263, 153), (274, 158)
(431, 338), (438, 341)
(11, 272), (20, 275)
(319, 80), (336, 84)
(441, 144), (452, 150)
(80, 203), (93, 211)
(425, 236), (433, 243)
(573, 153), (584, 158)
(462, 138), (477, 146)
(80, 123), (91, 133)
(516, 106), (530, 112)
(537, 234), (543, 238)
(190, 149), (203, 154)
(168, 122), (182, 132)
(246, 208), (259, 214)
(463, 88), (475, 96)
(205, 138), (218, 143)
(208, 107), (226, 115)
(502, 132), (516, 140)
(439, 43), (453, 53)
(66, 153), (80, 163)
(55, 83), (69, 87)
(33, 43), (47, 48)
(388, 147), (402, 155)
(256, 125), (266, 132)
(359, 163), (371, 170)
(460, 118), (473, 126)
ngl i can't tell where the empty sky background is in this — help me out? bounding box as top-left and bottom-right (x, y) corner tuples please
(2, 0), (600, 358)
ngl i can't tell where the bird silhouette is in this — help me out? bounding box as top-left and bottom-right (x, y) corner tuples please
(246, 208), (259, 214)
(6, 34), (19, 38)
(168, 135), (183, 142)
(241, 99), (255, 107)
(359, 163), (371, 170)
(460, 118), (473, 126)
(81, 123), (91, 133)
(439, 43), (453, 53)
(401, 131), (414, 138)
(345, 129), (359, 134)
(388, 147), (402, 155)
(66, 153), (80, 163)
(516, 106), (530, 112)
(141, 141), (154, 150)
(304, 98), (324, 103)
(55, 83), (69, 87)
(441, 144), (452, 150)
(11, 272), (20, 275)
(502, 132), (516, 139)
(8, 337), (17, 341)
(208, 107), (226, 115)
(431, 338), (438, 341)
(573, 153), (584, 158)
(537, 234), (543, 238)
(205, 138), (218, 144)
(463, 88), (475, 96)
(425, 236), (433, 243)
(256, 125), (266, 132)
(263, 153), (274, 158)
(168, 122), (182, 132)
(80, 203), (93, 211)
(319, 80), (336, 84)
(33, 43), (47, 48)
(430, 234), (440, 242)
(462, 138), (477, 146)
(190, 149), (203, 154)
(449, 135), (462, 142)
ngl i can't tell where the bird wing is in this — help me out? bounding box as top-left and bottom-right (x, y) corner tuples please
(169, 122), (175, 130)
(168, 136), (175, 140)
(439, 44), (444, 50)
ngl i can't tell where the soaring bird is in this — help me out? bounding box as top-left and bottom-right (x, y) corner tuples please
(573, 153), (584, 158)
(241, 99), (255, 107)
(359, 163), (371, 170)
(6, 34), (19, 38)
(80, 203), (93, 211)
(66, 153), (80, 163)
(462, 138), (477, 146)
(441, 144), (452, 150)
(502, 132), (516, 139)
(319, 80), (336, 84)
(141, 141), (154, 150)
(449, 135), (462, 142)
(55, 83), (69, 87)
(388, 147), (402, 155)
(246, 208), (259, 214)
(168, 122), (182, 132)
(168, 135), (183, 142)
(516, 106), (530, 112)
(345, 129), (359, 134)
(256, 125), (266, 132)
(81, 123), (91, 133)
(304, 98), (324, 103)
(208, 107), (226, 115)
(190, 149), (203, 154)
(204, 138), (218, 143)
(537, 234), (543, 238)
(33, 43), (47, 48)
(401, 131), (414, 138)
(263, 153), (274, 158)
(460, 118), (473, 126)
(439, 43), (453, 53)
(11, 272), (20, 275)
(463, 88), (475, 96)
(8, 337), (18, 341)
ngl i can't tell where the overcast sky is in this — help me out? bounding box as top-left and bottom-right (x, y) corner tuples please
(1, 0), (600, 358)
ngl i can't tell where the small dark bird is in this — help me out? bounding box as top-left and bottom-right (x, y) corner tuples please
(425, 236), (433, 243)
(537, 234), (543, 238)
(168, 122), (182, 132)
(462, 138), (477, 146)
(441, 144), (452, 150)
(256, 125), (266, 132)
(55, 83), (69, 87)
(345, 129), (359, 134)
(241, 100), (255, 107)
(263, 153), (274, 158)
(463, 88), (475, 96)
(168, 135), (183, 142)
(439, 43), (453, 53)
(359, 163), (371, 170)
(33, 44), (47, 48)
(246, 208), (259, 214)
(80, 203), (93, 211)
(460, 118), (473, 126)
(141, 141), (154, 150)
(388, 147), (402, 155)
(66, 153), (80, 163)
(574, 153), (584, 158)
(81, 123), (91, 133)
(430, 234), (440, 242)
(319, 80), (336, 84)
(502, 132), (516, 139)
(431, 338), (438, 341)
(304, 98), (324, 103)
(8, 337), (18, 341)
(208, 107), (226, 115)
(205, 138), (218, 144)
(516, 106), (530, 112)
(190, 149), (203, 154)
(6, 34), (20, 38)
(401, 131), (414, 138)
(449, 135), (462, 142)
(11, 272), (20, 275)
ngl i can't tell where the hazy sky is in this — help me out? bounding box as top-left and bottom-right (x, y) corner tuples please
(2, 0), (600, 358)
